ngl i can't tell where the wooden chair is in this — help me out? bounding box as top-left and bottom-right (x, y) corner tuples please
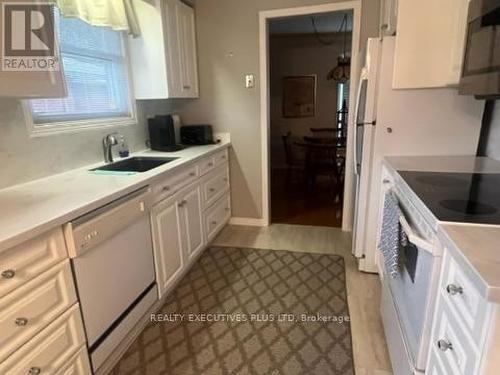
(282, 132), (304, 183)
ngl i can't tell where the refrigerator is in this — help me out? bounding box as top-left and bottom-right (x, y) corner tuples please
(351, 36), (484, 272)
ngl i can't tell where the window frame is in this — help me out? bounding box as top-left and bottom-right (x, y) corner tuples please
(25, 22), (137, 138)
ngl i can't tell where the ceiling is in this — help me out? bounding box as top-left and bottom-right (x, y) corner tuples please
(269, 11), (353, 35)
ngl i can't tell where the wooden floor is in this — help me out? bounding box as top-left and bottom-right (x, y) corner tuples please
(270, 169), (343, 228)
(213, 224), (393, 375)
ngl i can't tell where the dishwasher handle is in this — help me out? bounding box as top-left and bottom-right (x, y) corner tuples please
(65, 188), (151, 258)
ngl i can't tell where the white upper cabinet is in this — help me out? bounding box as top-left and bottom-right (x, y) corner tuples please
(393, 0), (470, 89)
(128, 0), (199, 99)
(380, 0), (398, 37)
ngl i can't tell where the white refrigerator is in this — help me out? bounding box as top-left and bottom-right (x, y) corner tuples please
(351, 36), (484, 272)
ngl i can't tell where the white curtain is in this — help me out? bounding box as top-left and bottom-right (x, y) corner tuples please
(56, 0), (140, 36)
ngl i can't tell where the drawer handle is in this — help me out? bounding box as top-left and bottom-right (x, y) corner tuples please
(183, 85), (191, 90)
(209, 188), (216, 192)
(211, 220), (217, 225)
(437, 339), (453, 352)
(189, 172), (196, 177)
(1, 269), (15, 279)
(29, 367), (42, 375)
(178, 200), (187, 207)
(446, 284), (463, 296)
(15, 317), (29, 326)
(162, 186), (170, 192)
(208, 162), (214, 167)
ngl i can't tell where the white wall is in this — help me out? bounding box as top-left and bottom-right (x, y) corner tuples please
(485, 101), (500, 160)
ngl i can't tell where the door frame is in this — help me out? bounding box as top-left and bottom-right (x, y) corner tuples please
(259, 1), (362, 231)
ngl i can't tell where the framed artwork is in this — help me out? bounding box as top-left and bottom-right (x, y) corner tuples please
(282, 75), (316, 118)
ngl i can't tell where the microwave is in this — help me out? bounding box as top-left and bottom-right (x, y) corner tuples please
(459, 0), (500, 98)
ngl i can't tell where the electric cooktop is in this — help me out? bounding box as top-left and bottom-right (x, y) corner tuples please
(398, 171), (500, 225)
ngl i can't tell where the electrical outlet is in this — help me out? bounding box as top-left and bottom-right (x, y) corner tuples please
(245, 74), (254, 89)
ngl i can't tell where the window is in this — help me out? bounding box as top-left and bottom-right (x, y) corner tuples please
(29, 13), (134, 132)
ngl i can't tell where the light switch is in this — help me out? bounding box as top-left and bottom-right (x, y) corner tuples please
(245, 74), (254, 89)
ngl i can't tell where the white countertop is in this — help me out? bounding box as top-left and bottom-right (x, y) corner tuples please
(384, 155), (500, 303)
(0, 142), (230, 253)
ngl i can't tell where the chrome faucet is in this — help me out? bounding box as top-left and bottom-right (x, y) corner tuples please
(103, 133), (119, 163)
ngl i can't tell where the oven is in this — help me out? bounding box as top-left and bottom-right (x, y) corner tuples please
(459, 0), (500, 97)
(379, 176), (443, 373)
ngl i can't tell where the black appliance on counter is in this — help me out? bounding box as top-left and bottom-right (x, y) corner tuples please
(148, 115), (186, 152)
(181, 125), (215, 145)
(459, 0), (500, 98)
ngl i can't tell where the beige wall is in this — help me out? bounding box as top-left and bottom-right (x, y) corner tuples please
(0, 99), (190, 189)
(269, 33), (350, 169)
(178, 0), (380, 219)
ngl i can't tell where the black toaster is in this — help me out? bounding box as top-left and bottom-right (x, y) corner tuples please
(180, 125), (214, 145)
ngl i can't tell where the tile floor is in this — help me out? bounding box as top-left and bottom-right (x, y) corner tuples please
(213, 224), (393, 375)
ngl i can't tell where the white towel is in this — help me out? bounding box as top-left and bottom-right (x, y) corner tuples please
(378, 192), (408, 278)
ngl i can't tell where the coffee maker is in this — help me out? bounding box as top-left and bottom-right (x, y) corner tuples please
(148, 115), (185, 152)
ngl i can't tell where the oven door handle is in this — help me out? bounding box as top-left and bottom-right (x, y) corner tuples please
(399, 215), (436, 255)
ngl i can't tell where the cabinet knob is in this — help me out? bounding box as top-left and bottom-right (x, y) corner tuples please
(189, 172), (196, 177)
(208, 162), (214, 167)
(211, 220), (217, 226)
(437, 339), (453, 352)
(209, 188), (215, 192)
(223, 177), (228, 182)
(162, 186), (170, 192)
(183, 85), (191, 90)
(29, 367), (42, 375)
(446, 284), (463, 296)
(222, 155), (226, 159)
(15, 317), (29, 326)
(386, 127), (393, 133)
(1, 269), (15, 279)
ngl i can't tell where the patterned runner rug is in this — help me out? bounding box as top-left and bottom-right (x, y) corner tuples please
(111, 246), (354, 375)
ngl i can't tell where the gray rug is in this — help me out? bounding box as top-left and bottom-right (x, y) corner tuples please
(111, 246), (354, 375)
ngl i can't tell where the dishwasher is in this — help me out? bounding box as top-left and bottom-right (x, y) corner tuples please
(64, 187), (157, 372)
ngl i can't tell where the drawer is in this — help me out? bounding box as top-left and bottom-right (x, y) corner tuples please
(441, 251), (487, 343)
(0, 260), (77, 362)
(213, 148), (228, 166)
(202, 165), (229, 209)
(431, 297), (479, 375)
(204, 194), (231, 242)
(55, 346), (92, 375)
(153, 163), (199, 203)
(0, 228), (68, 298)
(199, 155), (216, 175)
(0, 304), (86, 374)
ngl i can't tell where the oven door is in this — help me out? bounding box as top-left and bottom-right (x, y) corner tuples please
(459, 0), (500, 97)
(384, 208), (437, 371)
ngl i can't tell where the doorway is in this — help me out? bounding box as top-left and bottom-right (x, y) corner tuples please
(260, 3), (361, 229)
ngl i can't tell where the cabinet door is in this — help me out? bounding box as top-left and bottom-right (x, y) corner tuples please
(151, 196), (184, 298)
(175, 1), (199, 98)
(180, 184), (204, 260)
(393, 0), (470, 88)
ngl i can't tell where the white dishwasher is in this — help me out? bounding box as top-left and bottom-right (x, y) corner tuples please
(64, 187), (157, 372)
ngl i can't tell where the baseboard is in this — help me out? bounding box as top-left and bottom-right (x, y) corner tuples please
(229, 217), (268, 226)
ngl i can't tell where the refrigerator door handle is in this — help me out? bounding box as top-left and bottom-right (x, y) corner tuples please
(353, 78), (366, 176)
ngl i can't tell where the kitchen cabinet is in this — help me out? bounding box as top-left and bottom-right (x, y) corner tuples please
(393, 0), (470, 88)
(426, 245), (500, 374)
(151, 182), (204, 298)
(129, 0), (199, 99)
(151, 150), (230, 299)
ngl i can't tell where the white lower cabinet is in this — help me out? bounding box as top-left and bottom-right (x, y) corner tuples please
(0, 304), (87, 374)
(152, 182), (205, 298)
(151, 151), (231, 300)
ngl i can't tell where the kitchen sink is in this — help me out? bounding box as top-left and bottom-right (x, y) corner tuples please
(90, 157), (179, 173)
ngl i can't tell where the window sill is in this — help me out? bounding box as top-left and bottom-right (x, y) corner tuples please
(23, 103), (138, 138)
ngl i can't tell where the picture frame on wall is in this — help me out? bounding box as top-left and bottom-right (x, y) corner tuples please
(282, 75), (316, 118)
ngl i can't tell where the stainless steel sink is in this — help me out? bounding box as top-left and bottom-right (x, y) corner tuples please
(90, 157), (178, 173)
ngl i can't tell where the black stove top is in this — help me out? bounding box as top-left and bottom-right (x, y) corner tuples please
(398, 171), (500, 224)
